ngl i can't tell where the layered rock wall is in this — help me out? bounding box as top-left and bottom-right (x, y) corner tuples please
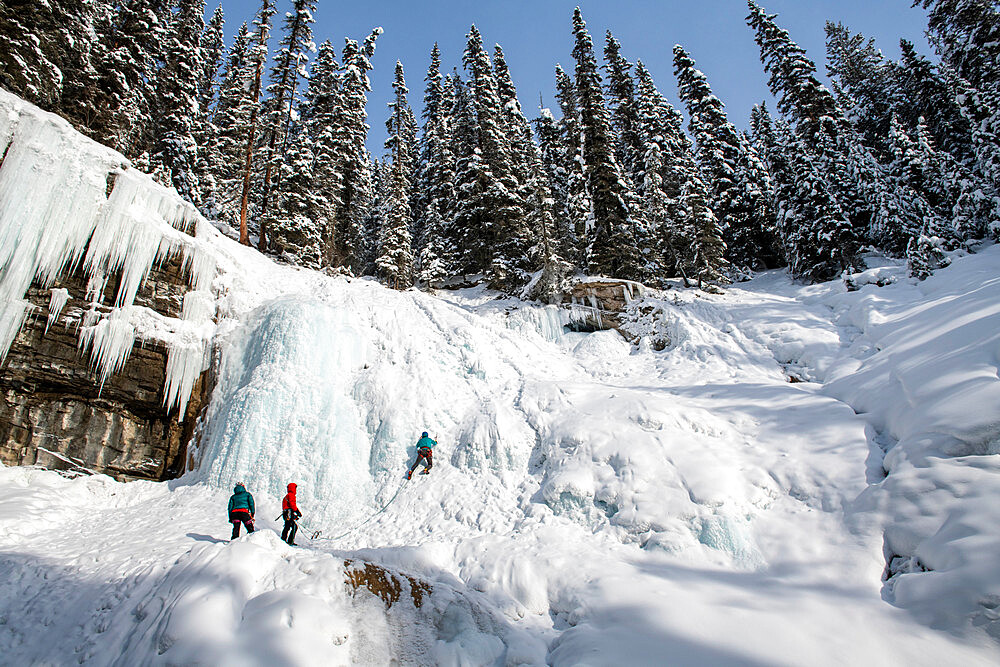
(0, 252), (210, 480)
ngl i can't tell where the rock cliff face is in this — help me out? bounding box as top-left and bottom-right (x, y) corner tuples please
(561, 280), (645, 333)
(0, 252), (211, 481)
(0, 88), (218, 482)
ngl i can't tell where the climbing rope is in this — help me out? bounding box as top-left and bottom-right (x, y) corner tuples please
(306, 476), (410, 542)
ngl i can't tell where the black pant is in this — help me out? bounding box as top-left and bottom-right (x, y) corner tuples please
(408, 447), (433, 475)
(281, 519), (298, 544)
(230, 510), (254, 539)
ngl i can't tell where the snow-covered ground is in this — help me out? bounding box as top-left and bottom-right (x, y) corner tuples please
(3, 240), (1000, 664)
(2, 90), (999, 665)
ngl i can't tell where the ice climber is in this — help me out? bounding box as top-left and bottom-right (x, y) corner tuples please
(228, 482), (255, 539)
(407, 431), (437, 479)
(281, 482), (302, 546)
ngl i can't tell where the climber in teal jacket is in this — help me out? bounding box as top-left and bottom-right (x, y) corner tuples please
(228, 482), (255, 539)
(407, 432), (437, 479)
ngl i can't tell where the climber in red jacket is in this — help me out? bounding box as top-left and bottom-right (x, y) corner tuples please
(281, 482), (302, 546)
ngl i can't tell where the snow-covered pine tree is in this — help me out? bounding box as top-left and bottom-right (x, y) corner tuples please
(534, 104), (580, 265)
(214, 23), (256, 227)
(906, 228), (951, 279)
(256, 0), (316, 252)
(151, 0), (206, 205)
(633, 60), (693, 280)
(916, 0), (1000, 93)
(492, 44), (541, 286)
(856, 115), (939, 255)
(746, 1), (845, 142)
(384, 61), (419, 196)
(775, 122), (855, 281)
(377, 61), (416, 289)
(301, 39), (342, 268)
(414, 44), (456, 287)
(236, 0), (275, 246)
(89, 0), (171, 158)
(603, 32), (644, 193)
(554, 63), (591, 267)
(459, 26), (529, 287)
(914, 117), (997, 241)
(747, 2), (867, 266)
(571, 8), (640, 280)
(358, 157), (389, 276)
(198, 5), (225, 119)
(751, 102), (795, 269)
(679, 170), (729, 290)
(327, 29), (382, 271)
(0, 0), (115, 144)
(446, 69), (479, 272)
(824, 22), (897, 160)
(192, 4), (225, 220)
(896, 39), (974, 166)
(267, 128), (323, 268)
(672, 45), (743, 264)
(0, 0), (66, 107)
(728, 130), (780, 274)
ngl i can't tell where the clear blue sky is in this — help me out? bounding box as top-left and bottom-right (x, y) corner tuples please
(215, 1), (933, 154)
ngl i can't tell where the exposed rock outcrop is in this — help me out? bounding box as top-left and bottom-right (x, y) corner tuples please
(0, 252), (212, 481)
(560, 279), (645, 334)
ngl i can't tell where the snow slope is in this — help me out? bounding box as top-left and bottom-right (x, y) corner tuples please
(4, 243), (1000, 664)
(2, 91), (999, 664)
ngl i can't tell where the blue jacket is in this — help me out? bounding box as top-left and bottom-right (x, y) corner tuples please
(228, 484), (255, 515)
(416, 436), (436, 450)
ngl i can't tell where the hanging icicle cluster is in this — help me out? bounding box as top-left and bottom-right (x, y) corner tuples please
(0, 88), (218, 417)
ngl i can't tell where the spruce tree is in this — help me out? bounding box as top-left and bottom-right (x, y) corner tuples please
(327, 29), (382, 271)
(414, 44), (456, 286)
(747, 3), (866, 266)
(257, 0), (316, 252)
(571, 8), (640, 280)
(554, 63), (591, 266)
(916, 0), (1000, 92)
(534, 104), (579, 263)
(460, 26), (529, 286)
(151, 0), (206, 205)
(377, 61), (416, 289)
(824, 22), (897, 159)
(268, 128), (323, 267)
(192, 5), (226, 220)
(236, 0), (275, 246)
(492, 44), (541, 284)
(775, 123), (855, 281)
(302, 40), (342, 267)
(603, 32), (644, 192)
(728, 131), (780, 273)
(747, 1), (845, 141)
(214, 23), (256, 227)
(634, 60), (695, 279)
(0, 0), (66, 106)
(896, 39), (973, 165)
(672, 45), (742, 255)
(92, 0), (170, 158)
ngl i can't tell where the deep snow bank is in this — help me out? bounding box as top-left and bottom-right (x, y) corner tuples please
(824, 244), (1000, 635)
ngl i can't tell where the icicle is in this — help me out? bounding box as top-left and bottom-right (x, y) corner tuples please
(45, 288), (69, 334)
(78, 307), (137, 391)
(163, 343), (208, 416)
(0, 89), (219, 419)
(0, 299), (29, 361)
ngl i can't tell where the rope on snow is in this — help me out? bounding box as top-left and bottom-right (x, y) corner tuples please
(305, 477), (410, 542)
